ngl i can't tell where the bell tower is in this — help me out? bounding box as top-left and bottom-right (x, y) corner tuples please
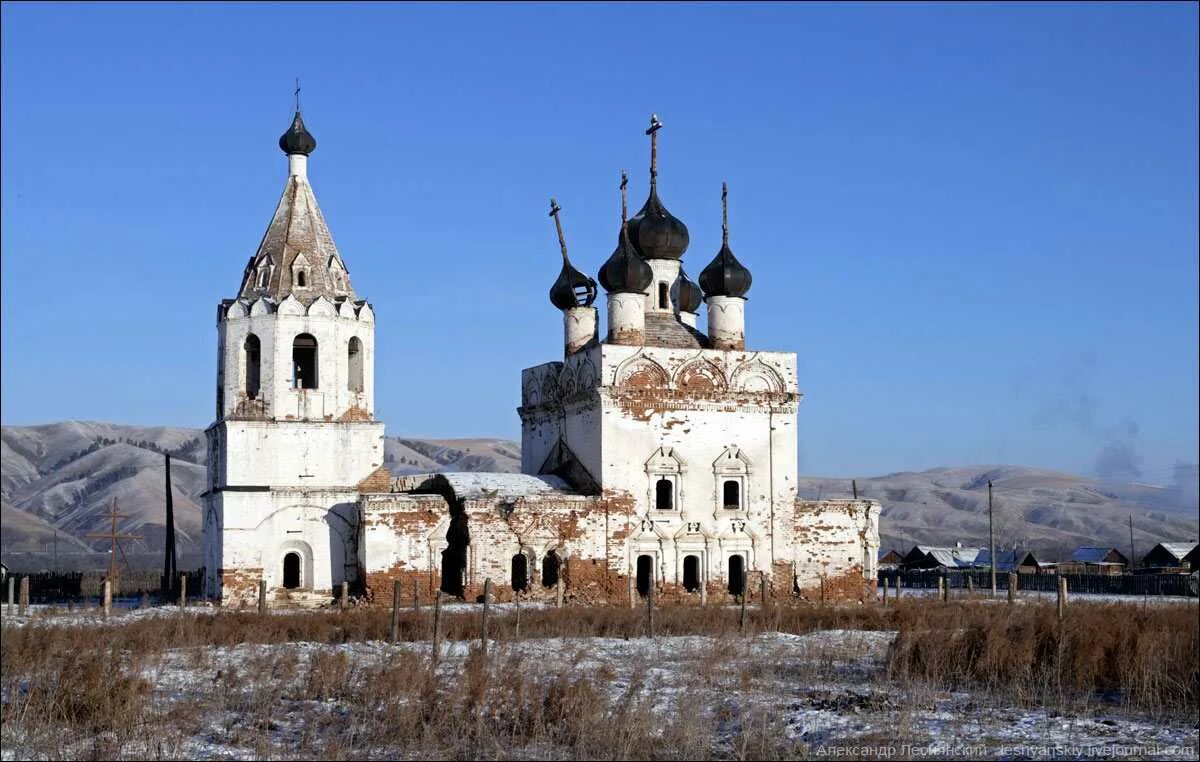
(203, 103), (386, 603)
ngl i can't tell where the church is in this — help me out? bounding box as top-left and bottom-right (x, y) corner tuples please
(202, 109), (880, 606)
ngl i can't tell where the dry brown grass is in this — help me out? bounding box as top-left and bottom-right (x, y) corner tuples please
(1, 598), (1196, 759)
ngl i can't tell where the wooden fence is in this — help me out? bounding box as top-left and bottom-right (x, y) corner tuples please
(879, 568), (1197, 597)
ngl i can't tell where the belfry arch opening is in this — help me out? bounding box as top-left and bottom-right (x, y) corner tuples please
(347, 337), (364, 393)
(244, 334), (261, 399)
(282, 552), (302, 589)
(292, 334), (318, 389)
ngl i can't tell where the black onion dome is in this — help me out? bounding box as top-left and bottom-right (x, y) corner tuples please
(699, 243), (752, 299)
(676, 270), (703, 313)
(599, 223), (654, 294)
(549, 256), (597, 310)
(627, 188), (689, 261)
(279, 111), (316, 155)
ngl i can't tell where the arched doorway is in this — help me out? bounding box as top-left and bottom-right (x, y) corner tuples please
(683, 555), (701, 593)
(727, 554), (745, 596)
(282, 552), (302, 589)
(636, 554), (654, 597)
(541, 550), (561, 588)
(511, 553), (529, 592)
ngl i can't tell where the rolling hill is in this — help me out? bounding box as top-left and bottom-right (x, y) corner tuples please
(1, 421), (1195, 570)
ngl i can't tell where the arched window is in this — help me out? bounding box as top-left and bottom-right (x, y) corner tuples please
(655, 478), (673, 510)
(723, 480), (740, 509)
(244, 334), (261, 399)
(636, 554), (654, 597)
(292, 334), (318, 389)
(728, 555), (745, 596)
(541, 550), (561, 588)
(257, 268), (270, 289)
(296, 270), (307, 287)
(511, 554), (529, 592)
(683, 555), (701, 593)
(658, 282), (669, 309)
(347, 337), (363, 393)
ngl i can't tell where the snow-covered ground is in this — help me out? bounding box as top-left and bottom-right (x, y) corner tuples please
(3, 621), (1196, 760)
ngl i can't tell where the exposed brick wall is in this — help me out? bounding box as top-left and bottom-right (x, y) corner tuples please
(357, 466), (393, 493)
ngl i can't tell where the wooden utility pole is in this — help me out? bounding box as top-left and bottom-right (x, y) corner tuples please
(162, 453), (178, 598)
(87, 498), (141, 598)
(988, 480), (997, 597)
(852, 480), (858, 499)
(432, 590), (443, 665)
(391, 580), (402, 643)
(1128, 515), (1137, 572)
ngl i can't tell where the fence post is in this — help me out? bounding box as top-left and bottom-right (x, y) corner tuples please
(1057, 577), (1067, 620)
(739, 570), (748, 634)
(819, 575), (826, 605)
(759, 571), (768, 610)
(1007, 573), (1016, 603)
(179, 573), (187, 609)
(339, 581), (348, 610)
(967, 574), (974, 597)
(896, 576), (902, 599)
(413, 579), (420, 612)
(481, 578), (491, 660)
(390, 580), (402, 644)
(6, 576), (13, 616)
(882, 576), (889, 607)
(103, 578), (112, 621)
(628, 572), (636, 609)
(432, 590), (442, 666)
(514, 589), (521, 640)
(18, 577), (29, 616)
(555, 573), (564, 609)
(258, 579), (267, 614)
(700, 567), (708, 608)
(646, 581), (655, 639)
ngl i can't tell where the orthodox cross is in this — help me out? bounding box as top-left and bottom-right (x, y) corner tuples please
(645, 113), (663, 189)
(722, 181), (729, 246)
(86, 497), (141, 587)
(294, 78), (302, 112)
(620, 169), (629, 222)
(549, 198), (568, 260)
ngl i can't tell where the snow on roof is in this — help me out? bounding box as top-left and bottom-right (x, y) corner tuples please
(1153, 543), (1199, 561)
(407, 472), (575, 500)
(914, 546), (981, 568)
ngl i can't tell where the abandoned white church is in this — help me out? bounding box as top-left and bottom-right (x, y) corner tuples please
(202, 109), (880, 606)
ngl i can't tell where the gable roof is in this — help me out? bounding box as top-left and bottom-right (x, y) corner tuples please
(1147, 542), (1199, 563)
(907, 545), (981, 568)
(1070, 546), (1128, 564)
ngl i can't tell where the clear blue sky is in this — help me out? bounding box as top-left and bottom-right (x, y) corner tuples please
(2, 2), (1197, 482)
